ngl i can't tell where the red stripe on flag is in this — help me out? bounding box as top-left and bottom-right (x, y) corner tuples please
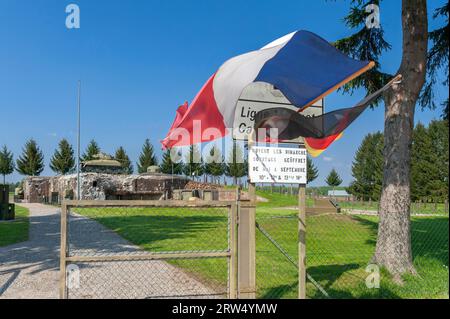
(304, 133), (343, 157)
(161, 74), (227, 149)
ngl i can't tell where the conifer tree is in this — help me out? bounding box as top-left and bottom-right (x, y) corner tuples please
(115, 146), (133, 174)
(420, 3), (449, 118)
(16, 139), (44, 176)
(326, 168), (343, 190)
(183, 145), (203, 180)
(427, 120), (449, 201)
(204, 145), (225, 184)
(348, 132), (384, 200)
(160, 148), (183, 175)
(0, 145), (14, 184)
(307, 157), (319, 184)
(137, 139), (158, 173)
(225, 141), (246, 185)
(411, 123), (433, 201)
(49, 139), (75, 175)
(81, 140), (100, 162)
(334, 0), (430, 276)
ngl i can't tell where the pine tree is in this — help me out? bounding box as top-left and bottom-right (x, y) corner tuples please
(160, 149), (171, 174)
(16, 139), (44, 176)
(427, 120), (449, 201)
(225, 141), (246, 185)
(411, 123), (434, 201)
(183, 145), (204, 180)
(348, 132), (384, 201)
(411, 120), (449, 202)
(307, 157), (319, 184)
(160, 148), (183, 175)
(81, 140), (100, 162)
(204, 145), (225, 184)
(49, 139), (75, 175)
(0, 145), (14, 184)
(335, 0), (430, 276)
(419, 3), (449, 118)
(137, 139), (158, 173)
(326, 168), (343, 189)
(115, 146), (133, 174)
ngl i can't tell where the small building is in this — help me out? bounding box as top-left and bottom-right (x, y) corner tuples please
(22, 153), (225, 203)
(327, 190), (352, 200)
(23, 172), (191, 203)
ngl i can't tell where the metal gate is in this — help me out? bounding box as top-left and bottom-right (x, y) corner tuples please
(60, 200), (237, 299)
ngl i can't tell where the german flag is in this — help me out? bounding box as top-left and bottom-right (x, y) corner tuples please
(305, 133), (343, 157)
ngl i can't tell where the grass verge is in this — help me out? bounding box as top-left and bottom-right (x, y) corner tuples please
(0, 205), (30, 247)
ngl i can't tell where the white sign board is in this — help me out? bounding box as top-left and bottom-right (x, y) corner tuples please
(233, 82), (323, 141)
(249, 146), (307, 184)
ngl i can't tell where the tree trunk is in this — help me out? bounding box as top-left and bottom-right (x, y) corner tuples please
(373, 0), (428, 280)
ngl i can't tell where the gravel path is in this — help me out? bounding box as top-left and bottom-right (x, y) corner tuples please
(0, 204), (222, 299)
(0, 204), (60, 299)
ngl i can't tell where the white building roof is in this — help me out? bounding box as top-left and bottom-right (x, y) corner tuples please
(328, 190), (350, 197)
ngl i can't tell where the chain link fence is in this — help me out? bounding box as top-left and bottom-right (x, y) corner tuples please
(307, 211), (448, 298)
(337, 200), (449, 216)
(59, 196), (448, 299)
(255, 200), (448, 299)
(255, 215), (298, 299)
(60, 201), (237, 299)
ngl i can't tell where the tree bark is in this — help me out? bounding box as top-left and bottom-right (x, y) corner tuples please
(373, 0), (428, 280)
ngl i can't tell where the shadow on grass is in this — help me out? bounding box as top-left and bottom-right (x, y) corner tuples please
(258, 263), (403, 299)
(307, 263), (403, 299)
(351, 215), (449, 267)
(259, 282), (297, 299)
(305, 215), (448, 298)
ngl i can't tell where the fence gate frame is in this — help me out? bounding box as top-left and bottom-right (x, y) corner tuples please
(59, 200), (240, 299)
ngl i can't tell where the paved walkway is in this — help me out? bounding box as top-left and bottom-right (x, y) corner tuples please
(0, 204), (221, 299)
(0, 204), (60, 299)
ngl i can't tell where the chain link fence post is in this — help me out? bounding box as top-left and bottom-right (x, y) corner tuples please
(298, 184), (306, 299)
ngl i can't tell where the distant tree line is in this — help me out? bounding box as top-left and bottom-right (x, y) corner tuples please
(0, 138), (254, 186)
(348, 120), (449, 202)
(0, 134), (335, 189)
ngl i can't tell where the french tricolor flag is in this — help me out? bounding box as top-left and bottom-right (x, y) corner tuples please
(161, 30), (374, 152)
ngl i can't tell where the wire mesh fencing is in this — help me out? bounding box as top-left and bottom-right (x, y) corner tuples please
(306, 212), (448, 298)
(60, 201), (237, 299)
(60, 198), (448, 299)
(255, 215), (299, 299)
(337, 199), (449, 216)
(255, 205), (448, 299)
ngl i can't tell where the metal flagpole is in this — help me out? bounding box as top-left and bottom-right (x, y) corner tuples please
(76, 80), (81, 200)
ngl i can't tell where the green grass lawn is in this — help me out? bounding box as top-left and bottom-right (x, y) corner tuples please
(0, 205), (30, 247)
(74, 202), (448, 299)
(255, 188), (448, 216)
(338, 200), (448, 215)
(256, 211), (448, 299)
(75, 207), (231, 293)
(256, 190), (314, 208)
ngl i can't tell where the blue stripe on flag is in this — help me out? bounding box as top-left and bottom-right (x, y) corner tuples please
(254, 30), (371, 108)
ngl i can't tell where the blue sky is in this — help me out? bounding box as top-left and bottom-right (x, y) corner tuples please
(0, 0), (447, 186)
